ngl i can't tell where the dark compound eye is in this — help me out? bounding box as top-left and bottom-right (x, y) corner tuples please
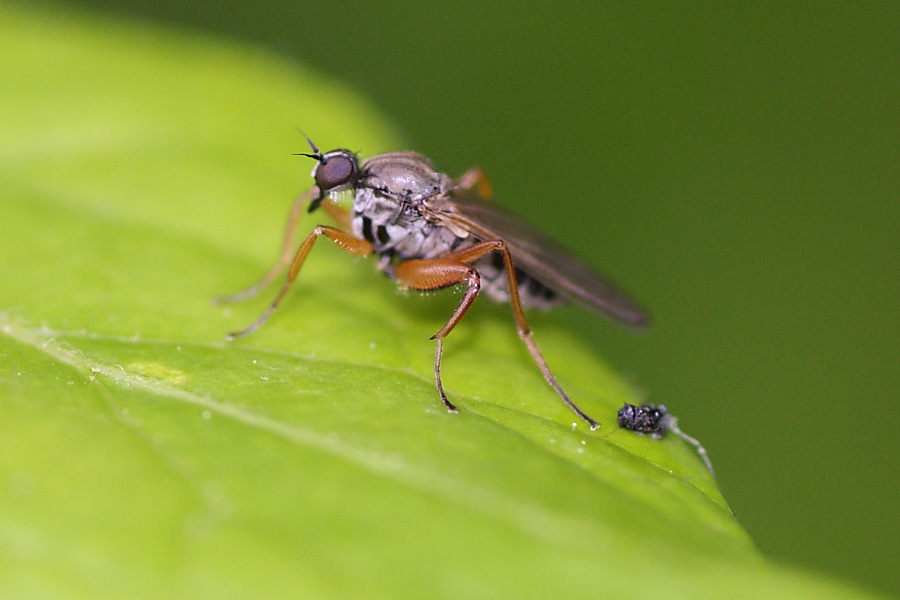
(314, 150), (358, 192)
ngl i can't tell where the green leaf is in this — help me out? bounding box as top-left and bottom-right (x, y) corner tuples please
(0, 3), (881, 599)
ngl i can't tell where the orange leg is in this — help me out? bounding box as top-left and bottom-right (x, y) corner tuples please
(456, 167), (493, 199)
(227, 225), (372, 339)
(397, 240), (599, 429)
(395, 257), (482, 412)
(217, 189), (352, 304)
(320, 197), (353, 229)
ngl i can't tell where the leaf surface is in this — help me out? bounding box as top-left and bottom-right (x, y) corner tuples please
(0, 4), (882, 599)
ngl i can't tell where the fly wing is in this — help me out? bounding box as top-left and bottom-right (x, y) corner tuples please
(434, 188), (649, 329)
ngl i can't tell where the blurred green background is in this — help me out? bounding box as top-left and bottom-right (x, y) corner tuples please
(46, 0), (898, 595)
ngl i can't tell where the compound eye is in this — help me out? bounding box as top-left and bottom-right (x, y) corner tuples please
(314, 150), (357, 192)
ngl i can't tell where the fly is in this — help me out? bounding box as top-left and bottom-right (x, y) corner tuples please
(218, 136), (648, 429)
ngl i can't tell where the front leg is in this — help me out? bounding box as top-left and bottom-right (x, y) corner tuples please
(227, 226), (372, 339)
(216, 189), (353, 304)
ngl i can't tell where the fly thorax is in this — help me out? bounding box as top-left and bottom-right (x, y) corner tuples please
(358, 152), (452, 204)
(352, 188), (435, 257)
(351, 153), (464, 261)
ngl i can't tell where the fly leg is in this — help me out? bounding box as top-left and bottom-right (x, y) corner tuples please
(394, 258), (483, 412)
(216, 188), (352, 303)
(227, 225), (372, 339)
(319, 197), (353, 229)
(455, 167), (494, 199)
(398, 240), (600, 429)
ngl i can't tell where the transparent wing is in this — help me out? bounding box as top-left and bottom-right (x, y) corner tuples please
(432, 188), (649, 329)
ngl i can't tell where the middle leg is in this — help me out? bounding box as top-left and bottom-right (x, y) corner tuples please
(394, 258), (483, 412)
(400, 240), (600, 429)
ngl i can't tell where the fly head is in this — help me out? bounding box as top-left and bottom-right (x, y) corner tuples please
(297, 135), (360, 213)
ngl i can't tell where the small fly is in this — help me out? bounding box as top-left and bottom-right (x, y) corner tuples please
(218, 136), (648, 429)
(617, 403), (714, 475)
